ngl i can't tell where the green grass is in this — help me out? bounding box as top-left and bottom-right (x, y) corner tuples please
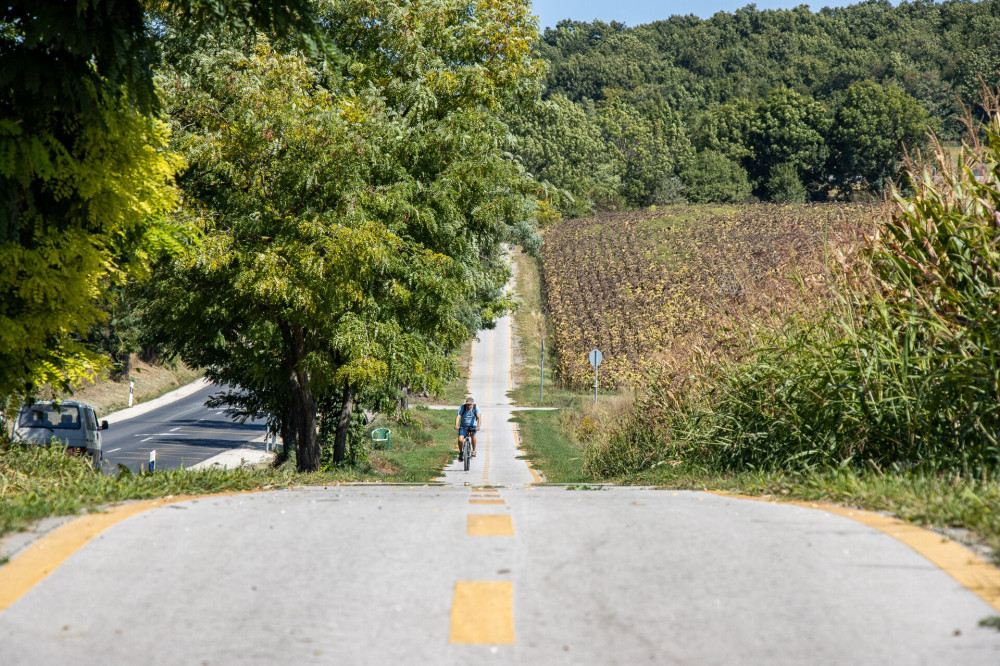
(367, 407), (458, 482)
(0, 444), (377, 538)
(619, 463), (1000, 564)
(514, 410), (589, 483)
(0, 406), (457, 538)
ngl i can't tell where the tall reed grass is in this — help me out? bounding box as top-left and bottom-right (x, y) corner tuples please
(587, 87), (1000, 479)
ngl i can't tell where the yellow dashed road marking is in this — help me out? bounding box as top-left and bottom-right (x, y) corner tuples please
(469, 499), (505, 505)
(449, 581), (515, 644)
(467, 514), (515, 536)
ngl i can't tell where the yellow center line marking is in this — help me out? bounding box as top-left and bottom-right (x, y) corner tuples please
(467, 514), (515, 536)
(709, 491), (1000, 612)
(469, 499), (506, 505)
(449, 581), (515, 644)
(0, 491), (258, 614)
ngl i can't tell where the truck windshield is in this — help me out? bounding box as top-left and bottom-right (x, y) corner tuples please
(17, 405), (82, 430)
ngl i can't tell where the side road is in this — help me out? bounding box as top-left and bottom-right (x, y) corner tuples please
(102, 378), (211, 425)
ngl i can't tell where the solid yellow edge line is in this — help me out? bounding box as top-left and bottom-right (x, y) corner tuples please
(0, 490), (257, 614)
(708, 491), (1000, 612)
(449, 581), (515, 644)
(512, 421), (543, 485)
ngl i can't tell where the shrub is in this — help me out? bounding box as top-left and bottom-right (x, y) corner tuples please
(764, 163), (806, 203)
(681, 150), (752, 203)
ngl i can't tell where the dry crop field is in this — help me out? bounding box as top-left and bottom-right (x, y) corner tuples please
(540, 204), (873, 389)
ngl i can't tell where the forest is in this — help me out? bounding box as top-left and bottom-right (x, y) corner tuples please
(513, 0), (1000, 213)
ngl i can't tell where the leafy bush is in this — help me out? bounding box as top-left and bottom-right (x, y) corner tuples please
(681, 150), (752, 203)
(764, 163), (806, 203)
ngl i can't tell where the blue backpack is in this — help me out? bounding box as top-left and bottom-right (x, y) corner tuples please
(459, 404), (479, 428)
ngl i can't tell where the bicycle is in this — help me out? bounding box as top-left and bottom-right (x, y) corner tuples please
(461, 432), (472, 471)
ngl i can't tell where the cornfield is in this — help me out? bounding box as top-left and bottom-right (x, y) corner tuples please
(541, 205), (870, 390)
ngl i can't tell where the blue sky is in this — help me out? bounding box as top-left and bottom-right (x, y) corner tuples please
(529, 1), (877, 29)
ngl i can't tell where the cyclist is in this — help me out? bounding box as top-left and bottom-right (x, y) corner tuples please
(456, 396), (481, 461)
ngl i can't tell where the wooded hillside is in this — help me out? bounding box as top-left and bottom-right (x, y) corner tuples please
(514, 0), (999, 211)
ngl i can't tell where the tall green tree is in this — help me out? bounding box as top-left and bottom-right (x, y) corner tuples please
(828, 80), (930, 194)
(748, 88), (831, 199)
(509, 94), (620, 217)
(597, 96), (692, 207)
(692, 98), (757, 164)
(681, 150), (752, 204)
(0, 0), (328, 403)
(148, 0), (543, 470)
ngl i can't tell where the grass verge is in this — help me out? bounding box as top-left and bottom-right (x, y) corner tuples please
(366, 407), (458, 482)
(0, 406), (456, 540)
(621, 464), (1000, 564)
(514, 409), (589, 483)
(0, 445), (376, 538)
(60, 357), (203, 415)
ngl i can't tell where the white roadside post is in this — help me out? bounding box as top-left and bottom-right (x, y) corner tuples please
(128, 380), (135, 407)
(589, 349), (603, 406)
(540, 338), (545, 402)
(148, 450), (156, 473)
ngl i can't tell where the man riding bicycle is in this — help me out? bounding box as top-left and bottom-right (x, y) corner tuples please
(456, 396), (481, 461)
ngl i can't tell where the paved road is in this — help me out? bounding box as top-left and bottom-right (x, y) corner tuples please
(2, 273), (1000, 664)
(99, 383), (266, 473)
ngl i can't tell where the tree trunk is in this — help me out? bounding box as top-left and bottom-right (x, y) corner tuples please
(110, 350), (131, 382)
(287, 324), (319, 472)
(396, 383), (409, 418)
(277, 416), (295, 465)
(333, 381), (356, 463)
(289, 383), (318, 471)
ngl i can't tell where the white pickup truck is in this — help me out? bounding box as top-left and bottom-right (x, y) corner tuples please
(11, 400), (109, 471)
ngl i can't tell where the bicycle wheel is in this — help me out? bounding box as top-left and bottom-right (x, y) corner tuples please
(463, 437), (471, 471)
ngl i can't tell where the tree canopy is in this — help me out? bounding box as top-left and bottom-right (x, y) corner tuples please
(0, 0), (330, 404)
(143, 0), (543, 469)
(510, 0), (999, 208)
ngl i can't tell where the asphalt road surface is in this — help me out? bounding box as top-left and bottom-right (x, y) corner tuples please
(99, 383), (266, 473)
(2, 274), (999, 664)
